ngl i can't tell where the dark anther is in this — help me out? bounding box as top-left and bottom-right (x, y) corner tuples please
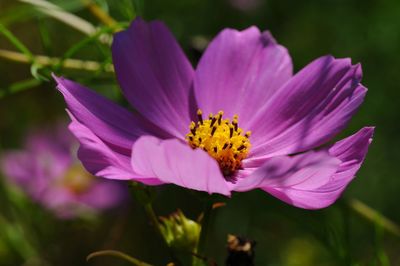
(237, 145), (246, 151)
(229, 127), (233, 138)
(223, 143), (229, 150)
(190, 128), (196, 135)
(218, 114), (222, 125)
(199, 137), (202, 143)
(211, 126), (217, 136)
(189, 136), (193, 141)
(233, 122), (238, 131)
(197, 111), (203, 125)
(213, 147), (218, 153)
(210, 117), (217, 127)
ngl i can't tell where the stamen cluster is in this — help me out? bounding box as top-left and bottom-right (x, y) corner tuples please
(186, 109), (251, 177)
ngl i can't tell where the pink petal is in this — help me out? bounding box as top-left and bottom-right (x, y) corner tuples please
(232, 151), (340, 192)
(249, 56), (366, 156)
(194, 26), (292, 128)
(69, 114), (162, 185)
(324, 127), (375, 192)
(112, 18), (195, 139)
(242, 127), (373, 209)
(1, 151), (49, 199)
(79, 180), (128, 210)
(131, 136), (231, 196)
(55, 75), (169, 155)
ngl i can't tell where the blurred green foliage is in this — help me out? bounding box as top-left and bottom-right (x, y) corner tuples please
(0, 0), (399, 265)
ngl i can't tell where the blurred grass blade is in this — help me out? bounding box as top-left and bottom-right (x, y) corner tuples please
(30, 63), (49, 81)
(55, 24), (120, 71)
(82, 0), (117, 28)
(0, 215), (38, 260)
(133, 0), (144, 16)
(19, 0), (96, 36)
(37, 17), (53, 54)
(348, 198), (400, 237)
(0, 49), (114, 73)
(374, 223), (391, 266)
(87, 250), (153, 266)
(0, 6), (38, 26)
(116, 0), (139, 20)
(0, 79), (41, 98)
(0, 23), (34, 62)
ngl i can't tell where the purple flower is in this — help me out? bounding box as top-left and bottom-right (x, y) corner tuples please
(1, 125), (128, 218)
(55, 18), (374, 209)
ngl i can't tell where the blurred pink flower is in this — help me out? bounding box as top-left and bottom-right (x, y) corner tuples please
(1, 125), (128, 219)
(55, 18), (374, 209)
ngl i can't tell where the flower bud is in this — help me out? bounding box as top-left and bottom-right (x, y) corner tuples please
(159, 210), (200, 251)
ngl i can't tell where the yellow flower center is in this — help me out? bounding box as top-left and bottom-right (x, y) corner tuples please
(61, 164), (94, 194)
(186, 109), (251, 177)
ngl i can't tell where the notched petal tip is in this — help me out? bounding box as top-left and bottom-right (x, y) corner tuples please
(239, 126), (374, 210)
(260, 30), (277, 46)
(52, 73), (64, 89)
(113, 16), (169, 46)
(53, 74), (73, 95)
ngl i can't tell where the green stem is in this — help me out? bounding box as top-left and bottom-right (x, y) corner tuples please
(144, 202), (183, 264)
(87, 250), (153, 266)
(192, 201), (213, 266)
(129, 184), (180, 264)
(144, 203), (164, 240)
(0, 23), (34, 62)
(82, 0), (118, 28)
(0, 49), (114, 72)
(347, 198), (400, 237)
(129, 183), (164, 241)
(19, 0), (97, 36)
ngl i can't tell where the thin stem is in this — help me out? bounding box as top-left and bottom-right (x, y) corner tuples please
(144, 203), (164, 240)
(82, 0), (118, 28)
(0, 49), (114, 72)
(192, 201), (213, 266)
(143, 202), (182, 264)
(0, 24), (34, 62)
(19, 0), (96, 36)
(340, 200), (352, 265)
(0, 79), (41, 98)
(347, 198), (400, 237)
(87, 250), (153, 266)
(128, 181), (182, 264)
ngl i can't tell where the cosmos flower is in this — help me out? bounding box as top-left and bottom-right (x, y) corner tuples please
(1, 125), (128, 218)
(55, 18), (374, 209)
